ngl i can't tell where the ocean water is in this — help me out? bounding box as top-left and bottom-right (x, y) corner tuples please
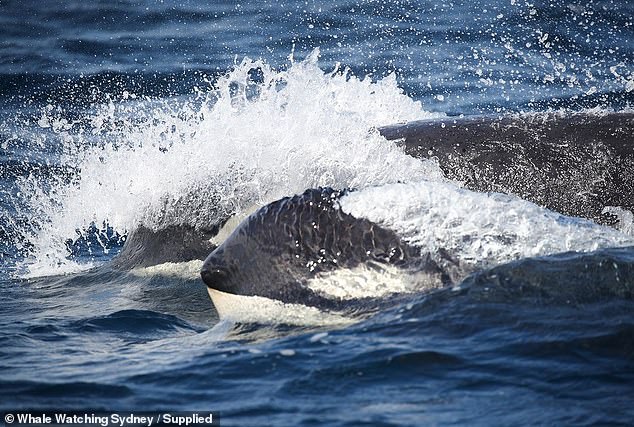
(1, 1), (634, 425)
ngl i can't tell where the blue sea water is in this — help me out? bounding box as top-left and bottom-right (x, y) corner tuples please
(1, 1), (634, 425)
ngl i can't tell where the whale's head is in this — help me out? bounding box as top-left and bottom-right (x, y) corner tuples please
(200, 188), (449, 319)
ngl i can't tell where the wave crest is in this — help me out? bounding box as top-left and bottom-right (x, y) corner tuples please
(17, 50), (442, 277)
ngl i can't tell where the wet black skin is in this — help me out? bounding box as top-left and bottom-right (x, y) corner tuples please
(380, 112), (634, 225)
(112, 225), (218, 269)
(200, 188), (449, 309)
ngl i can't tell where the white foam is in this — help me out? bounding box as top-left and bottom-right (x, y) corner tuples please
(131, 260), (203, 279)
(206, 288), (353, 326)
(18, 49), (443, 277)
(602, 206), (634, 236)
(339, 181), (634, 269)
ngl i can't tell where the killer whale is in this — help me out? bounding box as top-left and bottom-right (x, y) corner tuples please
(200, 187), (453, 313)
(111, 225), (218, 270)
(200, 181), (634, 319)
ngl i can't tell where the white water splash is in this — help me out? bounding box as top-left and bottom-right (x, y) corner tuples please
(19, 50), (443, 277)
(339, 181), (634, 269)
(603, 206), (634, 236)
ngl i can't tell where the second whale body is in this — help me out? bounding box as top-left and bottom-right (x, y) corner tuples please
(380, 112), (634, 225)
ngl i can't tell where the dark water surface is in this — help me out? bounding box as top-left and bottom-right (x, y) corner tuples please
(1, 1), (634, 425)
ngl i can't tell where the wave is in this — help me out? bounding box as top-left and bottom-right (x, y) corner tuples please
(13, 50), (443, 277)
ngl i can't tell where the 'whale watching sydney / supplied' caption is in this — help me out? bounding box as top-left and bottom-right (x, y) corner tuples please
(2, 412), (218, 427)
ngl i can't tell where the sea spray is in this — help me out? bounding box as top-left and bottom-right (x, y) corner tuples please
(16, 50), (444, 277)
(339, 181), (634, 268)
